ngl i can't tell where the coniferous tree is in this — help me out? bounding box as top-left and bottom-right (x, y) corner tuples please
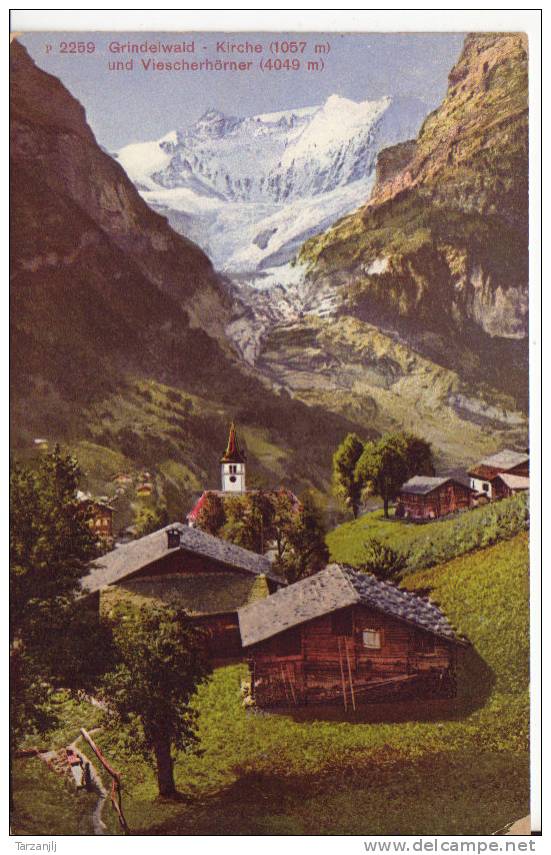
(10, 446), (101, 749)
(359, 538), (408, 582)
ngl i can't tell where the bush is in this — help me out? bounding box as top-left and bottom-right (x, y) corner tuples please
(359, 538), (408, 582)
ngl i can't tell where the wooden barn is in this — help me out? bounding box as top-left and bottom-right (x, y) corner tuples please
(395, 476), (474, 521)
(468, 449), (529, 500)
(238, 564), (467, 708)
(81, 523), (285, 661)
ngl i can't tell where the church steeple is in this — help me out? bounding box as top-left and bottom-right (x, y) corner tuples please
(220, 422), (246, 492)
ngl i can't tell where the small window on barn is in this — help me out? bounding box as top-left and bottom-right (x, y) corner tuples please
(331, 610), (353, 636)
(362, 629), (382, 649)
(278, 626), (301, 656)
(482, 483), (490, 492)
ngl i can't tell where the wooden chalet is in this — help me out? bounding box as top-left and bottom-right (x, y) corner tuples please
(395, 476), (473, 522)
(238, 564), (467, 708)
(77, 491), (114, 542)
(468, 449), (529, 500)
(81, 523), (285, 661)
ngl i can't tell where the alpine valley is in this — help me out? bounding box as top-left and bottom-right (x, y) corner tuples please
(10, 32), (529, 526)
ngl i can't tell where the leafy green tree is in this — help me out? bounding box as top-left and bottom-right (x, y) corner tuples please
(274, 491), (329, 584)
(220, 490), (328, 581)
(401, 432), (435, 479)
(194, 493), (226, 536)
(269, 490), (297, 563)
(134, 504), (169, 538)
(100, 603), (211, 797)
(359, 538), (408, 582)
(332, 433), (365, 518)
(10, 446), (100, 749)
(355, 435), (408, 519)
(10, 446), (98, 626)
(355, 432), (434, 518)
(223, 491), (275, 554)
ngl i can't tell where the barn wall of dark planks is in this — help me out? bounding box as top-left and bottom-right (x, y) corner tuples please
(246, 605), (458, 707)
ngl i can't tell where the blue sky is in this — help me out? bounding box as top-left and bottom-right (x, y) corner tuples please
(20, 31), (465, 151)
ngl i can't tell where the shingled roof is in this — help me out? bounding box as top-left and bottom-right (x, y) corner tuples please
(238, 564), (466, 647)
(399, 476), (469, 496)
(495, 473), (530, 491)
(101, 572), (270, 617)
(472, 449), (529, 473)
(399, 476), (449, 496)
(81, 522), (282, 594)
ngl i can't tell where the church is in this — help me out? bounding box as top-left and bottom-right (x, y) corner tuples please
(187, 422), (298, 526)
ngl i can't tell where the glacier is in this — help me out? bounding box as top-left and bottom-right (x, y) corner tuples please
(116, 93), (429, 361)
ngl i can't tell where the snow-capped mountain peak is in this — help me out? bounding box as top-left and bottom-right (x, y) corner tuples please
(116, 92), (429, 272)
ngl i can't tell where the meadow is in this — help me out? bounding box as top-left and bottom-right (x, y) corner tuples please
(13, 530), (529, 835)
(326, 492), (528, 572)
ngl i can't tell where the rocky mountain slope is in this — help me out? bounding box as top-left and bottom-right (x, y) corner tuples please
(243, 32), (529, 474)
(248, 33), (529, 471)
(298, 33), (528, 402)
(10, 40), (366, 515)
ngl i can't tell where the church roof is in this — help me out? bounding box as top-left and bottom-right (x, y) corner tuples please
(220, 422), (246, 464)
(187, 488), (300, 523)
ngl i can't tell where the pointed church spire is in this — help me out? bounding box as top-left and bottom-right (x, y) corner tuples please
(220, 422), (246, 464)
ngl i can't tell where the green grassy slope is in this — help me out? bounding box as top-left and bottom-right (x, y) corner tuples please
(327, 493), (528, 571)
(12, 375), (362, 531)
(11, 758), (98, 836)
(12, 693), (120, 836)
(100, 532), (529, 835)
(11, 532), (529, 834)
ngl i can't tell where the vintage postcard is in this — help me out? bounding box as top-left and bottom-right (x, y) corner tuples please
(9, 9), (540, 842)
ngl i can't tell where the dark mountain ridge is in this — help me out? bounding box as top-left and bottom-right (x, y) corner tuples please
(10, 41), (366, 511)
